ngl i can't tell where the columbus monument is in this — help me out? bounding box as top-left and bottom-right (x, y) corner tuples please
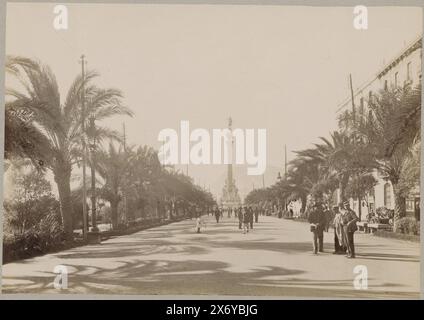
(220, 117), (241, 209)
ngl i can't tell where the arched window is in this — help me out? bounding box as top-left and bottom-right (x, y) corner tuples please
(384, 183), (392, 208)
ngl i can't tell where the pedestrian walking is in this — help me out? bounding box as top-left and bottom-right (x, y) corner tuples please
(195, 216), (206, 233)
(242, 207), (250, 234)
(214, 207), (220, 223)
(341, 201), (358, 258)
(324, 205), (332, 232)
(278, 205), (283, 219)
(248, 206), (254, 229)
(254, 207), (259, 223)
(308, 197), (327, 254)
(237, 207), (243, 229)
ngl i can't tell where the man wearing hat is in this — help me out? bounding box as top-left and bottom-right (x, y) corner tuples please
(308, 197), (327, 254)
(341, 200), (359, 258)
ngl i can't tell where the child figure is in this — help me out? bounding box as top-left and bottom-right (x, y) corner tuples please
(195, 216), (206, 233)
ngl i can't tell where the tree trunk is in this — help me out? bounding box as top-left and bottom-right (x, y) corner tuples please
(110, 199), (119, 230)
(339, 179), (345, 202)
(54, 166), (73, 239)
(393, 183), (406, 228)
(90, 157), (98, 231)
(357, 197), (362, 221)
(300, 193), (307, 214)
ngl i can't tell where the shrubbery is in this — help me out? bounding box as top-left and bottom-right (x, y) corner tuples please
(2, 167), (67, 263)
(3, 211), (66, 263)
(368, 206), (394, 224)
(394, 217), (420, 236)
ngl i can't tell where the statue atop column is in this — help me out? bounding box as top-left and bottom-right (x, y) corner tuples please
(220, 117), (241, 208)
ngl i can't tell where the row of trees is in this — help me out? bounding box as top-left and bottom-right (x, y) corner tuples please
(96, 143), (215, 229)
(245, 84), (421, 227)
(5, 56), (215, 240)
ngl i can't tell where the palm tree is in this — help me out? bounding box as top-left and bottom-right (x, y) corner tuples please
(316, 131), (360, 200)
(285, 130), (375, 215)
(6, 56), (130, 237)
(357, 86), (421, 224)
(284, 156), (321, 214)
(96, 143), (129, 229)
(5, 57), (50, 169)
(84, 88), (133, 229)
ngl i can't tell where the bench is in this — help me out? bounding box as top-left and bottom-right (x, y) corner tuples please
(368, 223), (392, 233)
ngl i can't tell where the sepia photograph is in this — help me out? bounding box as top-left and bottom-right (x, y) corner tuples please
(1, 2), (422, 300)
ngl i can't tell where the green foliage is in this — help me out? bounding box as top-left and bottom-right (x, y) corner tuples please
(394, 217), (420, 235)
(5, 55), (132, 235)
(96, 142), (216, 228)
(4, 167), (60, 235)
(3, 212), (65, 263)
(244, 86), (421, 225)
(357, 87), (421, 221)
(345, 174), (377, 200)
(3, 167), (65, 263)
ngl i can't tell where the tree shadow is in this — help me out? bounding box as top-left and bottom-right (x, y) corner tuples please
(2, 217), (419, 298)
(3, 258), (418, 298)
(355, 252), (420, 263)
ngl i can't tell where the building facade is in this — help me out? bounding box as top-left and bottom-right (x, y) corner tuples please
(336, 36), (422, 220)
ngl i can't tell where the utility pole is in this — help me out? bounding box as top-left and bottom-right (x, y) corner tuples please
(284, 144), (287, 180)
(349, 74), (356, 125)
(262, 174), (265, 188)
(89, 115), (99, 232)
(123, 122), (126, 152)
(122, 122), (127, 225)
(284, 144), (288, 211)
(80, 55), (88, 241)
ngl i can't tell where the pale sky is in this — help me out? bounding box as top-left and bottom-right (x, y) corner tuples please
(5, 4), (422, 200)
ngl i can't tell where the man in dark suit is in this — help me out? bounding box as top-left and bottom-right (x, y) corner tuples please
(237, 207), (243, 229)
(308, 198), (327, 254)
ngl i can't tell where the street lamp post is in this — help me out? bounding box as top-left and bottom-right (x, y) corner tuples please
(79, 54), (88, 241)
(86, 118), (101, 244)
(89, 115), (99, 233)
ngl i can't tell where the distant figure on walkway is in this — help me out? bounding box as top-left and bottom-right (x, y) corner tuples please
(308, 198), (326, 254)
(237, 207), (243, 229)
(214, 207), (221, 223)
(242, 207), (250, 234)
(248, 206), (254, 229)
(324, 205), (332, 232)
(278, 206), (283, 219)
(254, 207), (259, 223)
(341, 201), (358, 259)
(332, 204), (347, 255)
(195, 216), (206, 233)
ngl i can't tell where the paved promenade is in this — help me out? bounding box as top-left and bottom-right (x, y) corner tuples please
(1, 216), (420, 298)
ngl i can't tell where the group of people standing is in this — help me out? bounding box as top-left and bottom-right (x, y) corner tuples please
(202, 205), (260, 234)
(234, 206), (259, 234)
(308, 198), (358, 258)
